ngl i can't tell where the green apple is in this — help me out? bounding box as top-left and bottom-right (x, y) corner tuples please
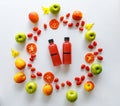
(91, 63), (102, 75)
(49, 3), (61, 14)
(25, 81), (37, 94)
(15, 32), (26, 43)
(85, 30), (96, 41)
(66, 89), (78, 102)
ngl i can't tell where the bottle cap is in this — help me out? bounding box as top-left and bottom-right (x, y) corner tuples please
(64, 37), (69, 41)
(48, 39), (54, 43)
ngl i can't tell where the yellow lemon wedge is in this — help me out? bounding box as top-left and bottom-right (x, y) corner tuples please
(11, 48), (20, 58)
(42, 6), (50, 14)
(85, 23), (94, 31)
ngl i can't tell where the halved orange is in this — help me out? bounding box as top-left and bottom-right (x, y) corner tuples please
(43, 72), (55, 83)
(49, 18), (59, 30)
(26, 43), (37, 55)
(85, 52), (94, 64)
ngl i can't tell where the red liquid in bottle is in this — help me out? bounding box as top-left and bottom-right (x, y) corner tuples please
(63, 37), (72, 64)
(48, 39), (62, 66)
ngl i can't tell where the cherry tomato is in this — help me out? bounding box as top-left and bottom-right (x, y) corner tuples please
(26, 43), (37, 55)
(43, 72), (55, 83)
(85, 52), (95, 64)
(49, 19), (59, 30)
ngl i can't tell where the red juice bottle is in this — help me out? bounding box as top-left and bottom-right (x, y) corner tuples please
(48, 39), (62, 66)
(63, 37), (72, 64)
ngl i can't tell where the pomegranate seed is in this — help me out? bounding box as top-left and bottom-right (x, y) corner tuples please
(88, 44), (94, 49)
(93, 41), (97, 47)
(54, 77), (59, 83)
(29, 57), (34, 62)
(66, 13), (70, 18)
(34, 35), (38, 41)
(74, 77), (81, 81)
(98, 48), (103, 52)
(27, 63), (32, 67)
(81, 21), (85, 27)
(61, 82), (65, 87)
(63, 20), (68, 24)
(36, 71), (42, 77)
(31, 74), (36, 79)
(88, 73), (93, 77)
(60, 16), (64, 21)
(68, 23), (73, 27)
(81, 64), (86, 69)
(33, 26), (38, 31)
(37, 29), (41, 35)
(31, 54), (36, 58)
(85, 66), (90, 71)
(75, 22), (79, 27)
(55, 84), (60, 90)
(79, 27), (84, 31)
(31, 67), (36, 72)
(44, 24), (47, 29)
(81, 75), (85, 81)
(97, 55), (103, 61)
(76, 80), (82, 86)
(27, 33), (33, 38)
(66, 80), (72, 87)
(94, 51), (99, 56)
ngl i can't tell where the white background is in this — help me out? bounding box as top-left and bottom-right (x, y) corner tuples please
(0, 0), (120, 106)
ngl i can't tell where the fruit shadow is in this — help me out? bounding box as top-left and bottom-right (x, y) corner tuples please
(64, 99), (78, 106)
(14, 42), (26, 51)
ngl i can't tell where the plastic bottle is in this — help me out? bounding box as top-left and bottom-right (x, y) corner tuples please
(63, 37), (72, 64)
(48, 39), (62, 66)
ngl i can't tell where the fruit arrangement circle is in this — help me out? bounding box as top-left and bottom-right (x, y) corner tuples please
(12, 3), (104, 102)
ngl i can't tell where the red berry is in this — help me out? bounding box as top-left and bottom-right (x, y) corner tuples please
(76, 80), (82, 86)
(31, 67), (36, 72)
(68, 23), (73, 27)
(31, 74), (36, 79)
(66, 13), (70, 18)
(93, 41), (97, 47)
(97, 55), (103, 61)
(74, 77), (80, 81)
(31, 54), (36, 58)
(34, 35), (38, 41)
(37, 29), (41, 35)
(29, 57), (34, 62)
(81, 64), (86, 69)
(85, 66), (90, 71)
(81, 75), (85, 81)
(54, 77), (59, 83)
(94, 51), (99, 56)
(36, 71), (42, 77)
(88, 44), (94, 49)
(66, 80), (72, 87)
(81, 21), (85, 27)
(44, 24), (47, 29)
(55, 84), (60, 90)
(79, 27), (84, 31)
(27, 63), (32, 67)
(61, 82), (65, 87)
(87, 73), (93, 77)
(63, 20), (68, 24)
(27, 33), (33, 38)
(33, 26), (38, 31)
(98, 48), (103, 52)
(75, 22), (79, 27)
(60, 16), (64, 21)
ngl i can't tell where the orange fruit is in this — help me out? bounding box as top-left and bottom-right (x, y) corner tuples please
(42, 84), (53, 96)
(28, 11), (39, 23)
(15, 58), (26, 70)
(14, 72), (26, 83)
(85, 52), (95, 64)
(72, 10), (83, 21)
